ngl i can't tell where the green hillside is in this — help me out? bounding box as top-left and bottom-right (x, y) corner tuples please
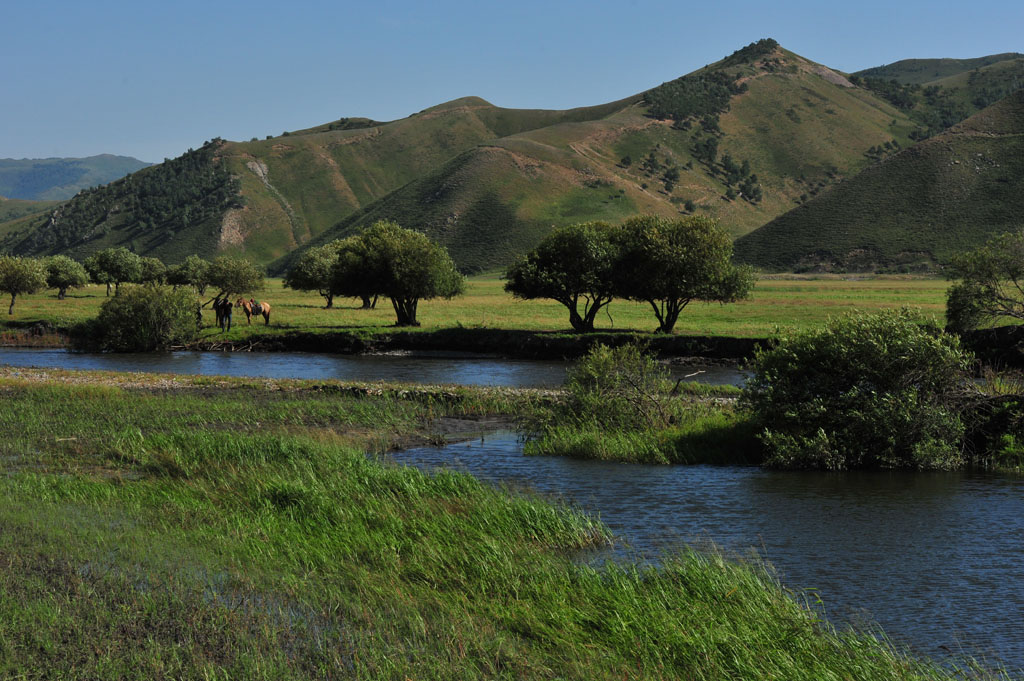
(277, 41), (919, 273)
(855, 53), (1024, 84)
(10, 40), (1012, 274)
(0, 141), (241, 263)
(0, 155), (151, 200)
(733, 90), (1024, 272)
(0, 197), (60, 223)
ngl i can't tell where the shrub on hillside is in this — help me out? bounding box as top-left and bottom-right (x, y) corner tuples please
(740, 309), (974, 470)
(88, 285), (198, 352)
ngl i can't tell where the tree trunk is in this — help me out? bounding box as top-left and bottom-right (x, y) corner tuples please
(106, 282), (112, 296)
(324, 293), (333, 309)
(391, 297), (420, 326)
(568, 307), (593, 332)
(8, 293), (15, 315)
(58, 288), (67, 300)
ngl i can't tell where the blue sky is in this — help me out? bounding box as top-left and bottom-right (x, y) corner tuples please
(2, 0), (1021, 162)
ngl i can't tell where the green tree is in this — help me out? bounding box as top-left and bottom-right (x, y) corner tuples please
(0, 256), (47, 315)
(83, 254), (114, 296)
(91, 285), (199, 351)
(206, 256), (265, 300)
(329, 237), (378, 310)
(165, 255), (211, 294)
(138, 257), (167, 285)
(945, 230), (1024, 333)
(740, 309), (973, 470)
(284, 240), (347, 308)
(86, 247), (142, 295)
(505, 222), (620, 333)
(334, 221), (463, 326)
(44, 255), (89, 300)
(614, 215), (754, 333)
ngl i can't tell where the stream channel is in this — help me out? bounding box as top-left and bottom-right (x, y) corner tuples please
(2, 347), (1021, 671)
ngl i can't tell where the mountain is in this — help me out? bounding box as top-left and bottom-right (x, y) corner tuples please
(850, 54), (1024, 139)
(854, 53), (1024, 85)
(0, 197), (61, 223)
(0, 155), (152, 200)
(733, 90), (1024, 272)
(273, 40), (921, 273)
(0, 40), (972, 272)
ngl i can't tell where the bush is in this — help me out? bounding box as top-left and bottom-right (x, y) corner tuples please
(89, 285), (199, 351)
(740, 309), (974, 470)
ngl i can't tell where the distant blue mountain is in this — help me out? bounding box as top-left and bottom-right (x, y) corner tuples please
(0, 154), (152, 200)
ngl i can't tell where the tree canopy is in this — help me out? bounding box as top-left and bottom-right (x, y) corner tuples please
(44, 255), (89, 300)
(284, 240), (348, 308)
(506, 216), (752, 333)
(165, 255), (211, 295)
(332, 221), (463, 326)
(0, 255), (48, 314)
(945, 230), (1024, 333)
(84, 247), (142, 295)
(504, 222), (619, 333)
(206, 256), (265, 300)
(614, 215), (754, 333)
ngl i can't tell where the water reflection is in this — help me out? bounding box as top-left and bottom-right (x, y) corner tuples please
(390, 432), (1024, 672)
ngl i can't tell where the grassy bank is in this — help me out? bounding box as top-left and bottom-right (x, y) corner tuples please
(0, 274), (951, 349)
(0, 369), (973, 679)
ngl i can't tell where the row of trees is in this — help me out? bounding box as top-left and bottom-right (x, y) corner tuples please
(0, 248), (266, 315)
(505, 215), (754, 333)
(285, 221), (463, 326)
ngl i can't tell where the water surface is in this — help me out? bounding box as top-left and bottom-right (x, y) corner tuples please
(391, 432), (1024, 672)
(0, 348), (746, 388)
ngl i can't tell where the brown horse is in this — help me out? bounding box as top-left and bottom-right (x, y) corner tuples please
(237, 298), (271, 325)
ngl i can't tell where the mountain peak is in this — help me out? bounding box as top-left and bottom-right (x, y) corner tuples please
(419, 96), (494, 114)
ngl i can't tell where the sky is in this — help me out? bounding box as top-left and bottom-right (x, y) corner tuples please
(2, 0), (1021, 163)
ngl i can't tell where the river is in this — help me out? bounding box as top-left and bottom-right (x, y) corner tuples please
(0, 347), (746, 388)
(391, 432), (1024, 673)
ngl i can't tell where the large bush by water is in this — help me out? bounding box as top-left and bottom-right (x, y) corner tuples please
(741, 309), (973, 470)
(91, 285), (199, 351)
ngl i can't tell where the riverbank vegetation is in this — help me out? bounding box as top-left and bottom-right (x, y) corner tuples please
(524, 343), (757, 464)
(0, 368), (989, 679)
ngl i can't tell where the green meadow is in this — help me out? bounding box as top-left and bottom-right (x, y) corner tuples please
(0, 274), (951, 345)
(0, 368), (982, 680)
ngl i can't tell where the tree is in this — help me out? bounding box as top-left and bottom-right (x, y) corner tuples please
(83, 254), (114, 296)
(505, 222), (620, 333)
(206, 256), (265, 300)
(284, 240), (347, 308)
(0, 256), (47, 314)
(945, 230), (1024, 333)
(138, 257), (167, 285)
(333, 221), (463, 326)
(86, 247), (142, 295)
(91, 285), (199, 351)
(329, 237), (378, 309)
(614, 215), (754, 333)
(44, 255), (89, 300)
(165, 255), (211, 294)
(740, 309), (973, 470)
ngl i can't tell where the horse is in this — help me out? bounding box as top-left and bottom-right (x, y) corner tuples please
(237, 298), (271, 325)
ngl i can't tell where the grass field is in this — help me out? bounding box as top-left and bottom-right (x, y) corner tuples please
(0, 368), (982, 679)
(0, 274), (951, 345)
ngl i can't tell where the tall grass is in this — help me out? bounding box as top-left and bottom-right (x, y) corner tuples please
(0, 371), (983, 679)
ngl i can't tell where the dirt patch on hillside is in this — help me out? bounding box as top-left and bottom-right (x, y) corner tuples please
(219, 208), (247, 248)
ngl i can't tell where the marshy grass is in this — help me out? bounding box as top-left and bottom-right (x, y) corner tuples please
(0, 370), (998, 679)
